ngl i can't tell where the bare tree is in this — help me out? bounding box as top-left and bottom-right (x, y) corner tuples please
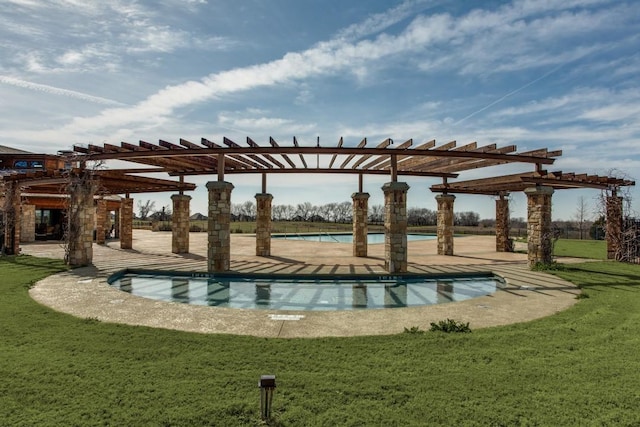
(369, 204), (384, 224)
(295, 202), (313, 221)
(573, 196), (590, 240)
(137, 200), (156, 220)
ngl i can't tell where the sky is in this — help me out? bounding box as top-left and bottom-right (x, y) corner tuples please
(1, 0), (638, 221)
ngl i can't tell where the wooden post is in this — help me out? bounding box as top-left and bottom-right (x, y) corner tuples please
(217, 153), (225, 182)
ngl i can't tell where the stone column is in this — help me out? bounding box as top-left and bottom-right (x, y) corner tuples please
(3, 181), (21, 255)
(67, 178), (95, 266)
(352, 192), (370, 257)
(20, 204), (36, 243)
(95, 199), (107, 244)
(114, 208), (120, 238)
(255, 193), (273, 256)
(436, 194), (456, 256)
(606, 195), (623, 260)
(119, 197), (134, 249)
(207, 181), (234, 272)
(171, 194), (192, 254)
(382, 182), (410, 273)
(525, 186), (554, 268)
(495, 196), (512, 252)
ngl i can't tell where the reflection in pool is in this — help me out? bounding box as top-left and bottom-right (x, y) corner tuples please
(110, 272), (502, 311)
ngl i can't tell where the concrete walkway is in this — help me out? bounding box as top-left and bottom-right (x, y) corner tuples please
(26, 230), (581, 338)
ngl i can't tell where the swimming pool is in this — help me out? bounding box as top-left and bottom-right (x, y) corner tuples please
(109, 271), (502, 311)
(272, 232), (436, 244)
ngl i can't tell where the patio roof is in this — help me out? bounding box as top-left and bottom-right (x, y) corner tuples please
(0, 168), (196, 195)
(72, 137), (561, 181)
(430, 171), (636, 195)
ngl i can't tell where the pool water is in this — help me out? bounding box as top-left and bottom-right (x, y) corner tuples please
(110, 272), (501, 311)
(272, 233), (436, 244)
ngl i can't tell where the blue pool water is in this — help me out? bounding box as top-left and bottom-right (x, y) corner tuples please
(109, 271), (502, 311)
(272, 233), (436, 244)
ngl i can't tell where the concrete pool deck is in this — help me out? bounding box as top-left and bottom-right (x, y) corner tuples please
(26, 230), (582, 338)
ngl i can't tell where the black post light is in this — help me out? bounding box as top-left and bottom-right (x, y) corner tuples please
(258, 374), (276, 421)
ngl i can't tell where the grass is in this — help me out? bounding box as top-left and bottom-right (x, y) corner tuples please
(2, 255), (640, 426)
(553, 238), (607, 259)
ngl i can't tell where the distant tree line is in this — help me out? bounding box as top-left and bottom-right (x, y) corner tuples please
(229, 201), (482, 227)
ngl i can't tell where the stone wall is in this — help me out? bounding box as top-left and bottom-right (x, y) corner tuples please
(606, 195), (623, 260)
(436, 194), (455, 256)
(95, 199), (107, 244)
(495, 196), (512, 252)
(207, 181), (234, 272)
(525, 186), (554, 268)
(171, 195), (192, 254)
(67, 179), (94, 266)
(120, 198), (134, 249)
(255, 193), (273, 256)
(352, 192), (369, 257)
(3, 181), (21, 254)
(20, 204), (36, 243)
(382, 182), (409, 273)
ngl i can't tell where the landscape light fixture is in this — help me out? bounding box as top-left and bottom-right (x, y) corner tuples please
(258, 374), (276, 420)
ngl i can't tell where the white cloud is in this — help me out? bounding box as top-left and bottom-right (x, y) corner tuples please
(0, 75), (125, 105)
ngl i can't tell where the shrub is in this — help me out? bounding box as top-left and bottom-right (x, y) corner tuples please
(576, 292), (590, 299)
(429, 319), (471, 333)
(531, 261), (566, 271)
(189, 225), (203, 232)
(403, 326), (425, 334)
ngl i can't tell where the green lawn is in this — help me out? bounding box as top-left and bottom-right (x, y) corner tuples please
(2, 256), (640, 426)
(553, 238), (607, 259)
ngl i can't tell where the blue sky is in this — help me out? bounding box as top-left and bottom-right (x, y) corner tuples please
(1, 0), (638, 221)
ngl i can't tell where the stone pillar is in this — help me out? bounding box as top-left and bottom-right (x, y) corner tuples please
(3, 181), (21, 255)
(171, 194), (192, 254)
(436, 194), (456, 256)
(119, 197), (134, 249)
(20, 204), (36, 243)
(207, 181), (234, 272)
(606, 195), (623, 260)
(103, 206), (112, 239)
(95, 199), (107, 244)
(382, 182), (410, 273)
(255, 193), (273, 256)
(67, 178), (95, 266)
(525, 186), (554, 268)
(352, 192), (370, 257)
(495, 196), (512, 252)
(114, 208), (120, 238)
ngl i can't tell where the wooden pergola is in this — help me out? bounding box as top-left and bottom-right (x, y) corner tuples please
(2, 137), (635, 270)
(72, 137), (562, 187)
(430, 171), (635, 195)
